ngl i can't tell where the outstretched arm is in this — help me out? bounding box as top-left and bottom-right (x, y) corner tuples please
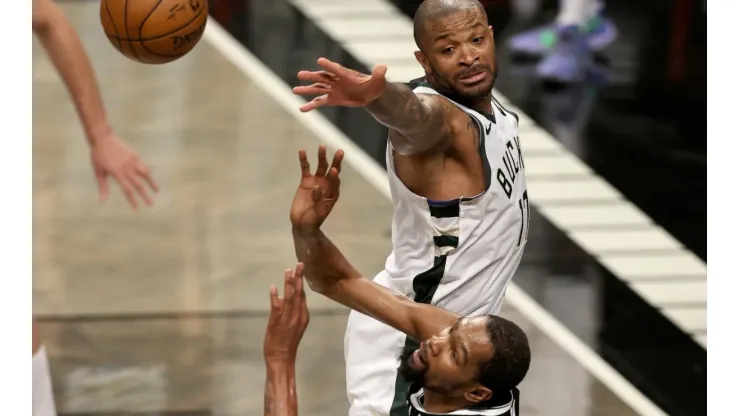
(33, 0), (159, 209)
(365, 84), (453, 156)
(289, 146), (457, 341)
(294, 59), (454, 156)
(292, 227), (457, 342)
(32, 0), (112, 145)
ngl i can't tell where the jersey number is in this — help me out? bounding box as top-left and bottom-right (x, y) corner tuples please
(517, 190), (530, 247)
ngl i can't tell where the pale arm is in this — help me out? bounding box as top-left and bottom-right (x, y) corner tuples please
(32, 0), (112, 145)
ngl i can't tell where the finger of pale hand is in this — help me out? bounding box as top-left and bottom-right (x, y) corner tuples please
(330, 149), (344, 174)
(316, 57), (356, 79)
(114, 174), (139, 210)
(96, 172), (110, 203)
(127, 171), (153, 207)
(315, 145), (328, 176)
(299, 95), (329, 113)
(298, 149), (311, 178)
(136, 163), (159, 193)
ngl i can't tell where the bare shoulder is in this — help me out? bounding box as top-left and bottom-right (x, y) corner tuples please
(416, 93), (464, 120)
(420, 95), (480, 148)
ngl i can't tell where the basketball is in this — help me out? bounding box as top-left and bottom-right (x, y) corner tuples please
(100, 0), (208, 65)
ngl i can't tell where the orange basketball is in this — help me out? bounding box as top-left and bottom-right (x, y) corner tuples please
(100, 0), (208, 65)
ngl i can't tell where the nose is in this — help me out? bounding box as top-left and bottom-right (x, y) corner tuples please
(428, 337), (444, 356)
(458, 45), (478, 67)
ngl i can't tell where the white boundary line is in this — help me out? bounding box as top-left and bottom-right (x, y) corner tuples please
(203, 19), (667, 416)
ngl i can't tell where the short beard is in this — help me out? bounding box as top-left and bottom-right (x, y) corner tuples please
(398, 344), (426, 385)
(426, 59), (498, 103)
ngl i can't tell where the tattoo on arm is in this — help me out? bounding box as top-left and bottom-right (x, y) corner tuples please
(465, 116), (481, 148)
(365, 83), (452, 155)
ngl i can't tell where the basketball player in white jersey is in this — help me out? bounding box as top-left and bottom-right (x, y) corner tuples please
(292, 1), (528, 414)
(262, 263), (528, 416)
(268, 146), (529, 416)
(33, 1), (158, 414)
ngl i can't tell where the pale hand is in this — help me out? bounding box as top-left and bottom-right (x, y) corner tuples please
(293, 57), (388, 112)
(289, 145), (344, 230)
(264, 263), (310, 362)
(91, 133), (159, 210)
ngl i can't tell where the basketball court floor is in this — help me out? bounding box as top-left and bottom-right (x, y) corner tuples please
(32, 2), (683, 416)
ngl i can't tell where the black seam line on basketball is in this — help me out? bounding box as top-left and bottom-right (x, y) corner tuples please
(104, 0), (123, 52)
(138, 0), (166, 41)
(137, 0), (166, 59)
(123, 0), (140, 61)
(106, 5), (205, 42)
(111, 39), (188, 58)
(104, 35), (189, 58)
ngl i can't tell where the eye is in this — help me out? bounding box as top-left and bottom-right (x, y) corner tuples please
(442, 47), (454, 54)
(473, 37), (483, 43)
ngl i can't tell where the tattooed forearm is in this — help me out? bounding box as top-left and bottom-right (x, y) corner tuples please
(365, 83), (451, 155)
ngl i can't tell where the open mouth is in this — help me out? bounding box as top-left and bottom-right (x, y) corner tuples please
(411, 342), (429, 370)
(459, 71), (487, 85)
(412, 348), (427, 370)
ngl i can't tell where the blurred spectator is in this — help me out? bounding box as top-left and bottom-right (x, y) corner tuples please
(507, 0), (618, 83)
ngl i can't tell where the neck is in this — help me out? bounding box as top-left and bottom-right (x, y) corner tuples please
(468, 95), (493, 115)
(422, 388), (470, 414)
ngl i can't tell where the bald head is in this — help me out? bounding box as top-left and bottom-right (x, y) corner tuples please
(413, 0), (487, 50)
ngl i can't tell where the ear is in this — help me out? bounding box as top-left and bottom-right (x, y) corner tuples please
(464, 385), (492, 404)
(414, 51), (431, 75)
(489, 25), (494, 37)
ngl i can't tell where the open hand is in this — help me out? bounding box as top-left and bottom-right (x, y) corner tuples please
(263, 263), (310, 363)
(90, 133), (158, 210)
(293, 57), (388, 112)
(289, 145), (344, 230)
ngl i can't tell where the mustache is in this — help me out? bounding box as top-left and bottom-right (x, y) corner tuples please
(457, 65), (490, 79)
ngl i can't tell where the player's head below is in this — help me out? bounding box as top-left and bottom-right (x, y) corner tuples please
(398, 315), (530, 406)
(413, 0), (498, 103)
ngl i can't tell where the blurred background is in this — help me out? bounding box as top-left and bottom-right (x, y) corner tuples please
(32, 0), (706, 415)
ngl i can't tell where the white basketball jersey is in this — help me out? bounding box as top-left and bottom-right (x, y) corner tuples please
(384, 81), (529, 316)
